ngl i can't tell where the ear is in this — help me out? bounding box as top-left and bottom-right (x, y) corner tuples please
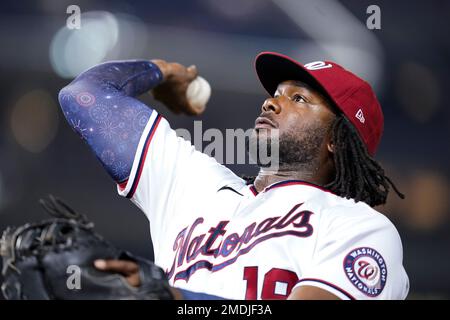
(327, 141), (335, 153)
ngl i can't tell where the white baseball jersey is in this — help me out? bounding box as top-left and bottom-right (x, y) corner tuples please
(117, 110), (409, 300)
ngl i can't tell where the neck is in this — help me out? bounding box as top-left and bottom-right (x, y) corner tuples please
(253, 163), (331, 192)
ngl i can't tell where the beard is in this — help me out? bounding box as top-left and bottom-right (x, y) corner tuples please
(247, 119), (329, 170)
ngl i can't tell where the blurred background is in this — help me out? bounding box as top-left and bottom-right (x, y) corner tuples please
(0, 0), (449, 299)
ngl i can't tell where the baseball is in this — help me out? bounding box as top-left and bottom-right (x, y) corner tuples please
(186, 76), (211, 115)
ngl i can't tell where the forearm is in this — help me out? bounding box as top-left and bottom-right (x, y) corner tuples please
(62, 60), (164, 97)
(58, 60), (163, 183)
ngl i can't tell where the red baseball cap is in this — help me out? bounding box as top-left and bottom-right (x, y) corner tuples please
(255, 51), (384, 156)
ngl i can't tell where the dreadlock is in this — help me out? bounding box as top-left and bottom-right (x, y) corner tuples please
(324, 115), (404, 207)
(243, 114), (404, 207)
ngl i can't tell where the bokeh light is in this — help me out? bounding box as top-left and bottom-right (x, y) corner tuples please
(50, 11), (119, 78)
(10, 90), (59, 153)
(396, 62), (441, 123)
(112, 13), (149, 59)
(384, 169), (450, 231)
(407, 170), (449, 230)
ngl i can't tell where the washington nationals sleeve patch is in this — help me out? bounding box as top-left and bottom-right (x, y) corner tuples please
(343, 247), (387, 297)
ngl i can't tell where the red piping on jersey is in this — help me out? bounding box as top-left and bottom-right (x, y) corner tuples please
(118, 179), (128, 191)
(126, 114), (162, 199)
(249, 180), (335, 195)
(296, 278), (356, 300)
(249, 185), (258, 196)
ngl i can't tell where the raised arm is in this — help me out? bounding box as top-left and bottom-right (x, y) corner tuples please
(58, 59), (197, 184)
(58, 60), (164, 184)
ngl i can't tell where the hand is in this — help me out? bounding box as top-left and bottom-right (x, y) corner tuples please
(94, 259), (184, 299)
(94, 259), (141, 287)
(150, 59), (200, 115)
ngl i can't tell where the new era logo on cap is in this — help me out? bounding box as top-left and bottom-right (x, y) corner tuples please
(255, 52), (384, 156)
(304, 61), (333, 70)
(356, 109), (365, 123)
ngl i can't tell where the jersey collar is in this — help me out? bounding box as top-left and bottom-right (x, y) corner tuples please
(248, 179), (335, 196)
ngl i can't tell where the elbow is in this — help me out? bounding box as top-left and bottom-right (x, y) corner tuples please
(58, 85), (73, 113)
(58, 82), (94, 113)
(58, 84), (90, 139)
(57, 84), (86, 126)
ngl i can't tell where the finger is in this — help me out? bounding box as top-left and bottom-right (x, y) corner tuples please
(126, 273), (141, 287)
(94, 259), (139, 274)
(94, 259), (138, 273)
(187, 65), (198, 81)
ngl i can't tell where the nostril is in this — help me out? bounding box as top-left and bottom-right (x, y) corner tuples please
(262, 101), (275, 112)
(262, 103), (276, 113)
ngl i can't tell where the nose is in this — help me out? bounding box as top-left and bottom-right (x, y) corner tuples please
(261, 97), (282, 114)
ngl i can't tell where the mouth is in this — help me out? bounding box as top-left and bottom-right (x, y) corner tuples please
(255, 116), (278, 129)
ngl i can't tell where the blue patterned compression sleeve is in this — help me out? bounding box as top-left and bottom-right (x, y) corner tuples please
(58, 60), (163, 183)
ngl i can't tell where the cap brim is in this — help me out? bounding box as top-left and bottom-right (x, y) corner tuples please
(255, 52), (324, 97)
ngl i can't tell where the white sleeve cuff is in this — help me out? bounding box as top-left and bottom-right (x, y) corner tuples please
(117, 110), (161, 199)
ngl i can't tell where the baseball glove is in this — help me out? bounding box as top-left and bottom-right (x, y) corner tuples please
(0, 195), (173, 300)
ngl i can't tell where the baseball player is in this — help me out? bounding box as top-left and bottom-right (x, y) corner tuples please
(58, 52), (409, 300)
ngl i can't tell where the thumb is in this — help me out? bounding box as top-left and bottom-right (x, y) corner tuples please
(187, 65), (198, 81)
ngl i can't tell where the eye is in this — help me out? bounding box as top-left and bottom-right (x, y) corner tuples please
(292, 94), (307, 103)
